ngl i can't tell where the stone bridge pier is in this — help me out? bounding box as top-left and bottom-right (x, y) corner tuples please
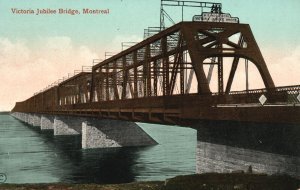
(193, 121), (300, 177)
(11, 112), (157, 149)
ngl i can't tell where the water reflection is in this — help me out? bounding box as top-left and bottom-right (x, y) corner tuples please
(34, 129), (140, 184)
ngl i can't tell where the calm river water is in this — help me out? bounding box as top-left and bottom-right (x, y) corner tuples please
(0, 113), (196, 184)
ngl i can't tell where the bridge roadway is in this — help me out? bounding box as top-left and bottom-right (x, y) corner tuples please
(51, 89), (300, 125)
(16, 85), (300, 126)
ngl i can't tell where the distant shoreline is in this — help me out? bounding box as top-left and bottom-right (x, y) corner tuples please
(0, 111), (10, 115)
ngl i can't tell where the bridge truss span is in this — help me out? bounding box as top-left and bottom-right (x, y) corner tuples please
(92, 22), (275, 100)
(11, 22), (300, 125)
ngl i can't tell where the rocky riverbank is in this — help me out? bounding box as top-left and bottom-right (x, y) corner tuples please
(0, 173), (299, 190)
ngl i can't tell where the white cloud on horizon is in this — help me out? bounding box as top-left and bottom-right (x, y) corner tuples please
(264, 45), (300, 86)
(0, 37), (101, 111)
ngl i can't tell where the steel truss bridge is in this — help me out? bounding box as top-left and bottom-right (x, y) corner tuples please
(12, 22), (300, 125)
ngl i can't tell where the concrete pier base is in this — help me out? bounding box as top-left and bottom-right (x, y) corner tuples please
(11, 112), (29, 124)
(24, 113), (30, 124)
(28, 114), (38, 126)
(196, 140), (300, 177)
(14, 112), (21, 120)
(53, 116), (83, 135)
(26, 114), (32, 125)
(20, 113), (27, 122)
(41, 115), (54, 130)
(82, 118), (157, 149)
(32, 114), (41, 127)
(195, 122), (300, 177)
(10, 112), (18, 119)
(16, 112), (26, 122)
(12, 112), (157, 150)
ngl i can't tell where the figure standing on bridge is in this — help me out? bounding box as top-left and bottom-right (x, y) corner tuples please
(217, 5), (222, 13)
(211, 4), (222, 14)
(211, 4), (216, 13)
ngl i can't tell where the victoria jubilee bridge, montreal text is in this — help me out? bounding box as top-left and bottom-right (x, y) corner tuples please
(11, 8), (110, 15)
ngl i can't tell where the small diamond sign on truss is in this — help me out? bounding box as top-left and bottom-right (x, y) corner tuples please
(259, 94), (267, 105)
(297, 94), (300, 102)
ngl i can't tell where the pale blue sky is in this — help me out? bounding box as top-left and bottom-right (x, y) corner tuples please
(0, 0), (300, 50)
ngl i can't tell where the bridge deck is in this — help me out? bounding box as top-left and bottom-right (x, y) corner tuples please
(25, 88), (300, 125)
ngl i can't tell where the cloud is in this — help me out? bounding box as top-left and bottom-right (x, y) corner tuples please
(223, 46), (300, 91)
(0, 37), (101, 111)
(264, 46), (300, 86)
(0, 38), (30, 68)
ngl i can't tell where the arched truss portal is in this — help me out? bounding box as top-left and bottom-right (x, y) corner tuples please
(91, 22), (275, 102)
(180, 22), (275, 95)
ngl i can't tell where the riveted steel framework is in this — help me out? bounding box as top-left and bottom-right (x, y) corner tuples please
(12, 22), (300, 125)
(91, 22), (275, 99)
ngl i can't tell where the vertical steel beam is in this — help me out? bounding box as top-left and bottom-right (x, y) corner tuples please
(133, 51), (138, 98)
(225, 35), (243, 94)
(143, 48), (147, 97)
(100, 70), (104, 101)
(170, 33), (183, 95)
(245, 59), (249, 92)
(90, 70), (95, 103)
(105, 65), (109, 101)
(161, 37), (170, 96)
(122, 56), (128, 99)
(153, 60), (158, 96)
(113, 61), (119, 100)
(225, 57), (240, 94)
(143, 45), (151, 97)
(218, 56), (223, 94)
(96, 70), (100, 101)
(180, 56), (185, 95)
(181, 26), (211, 94)
(146, 45), (152, 97)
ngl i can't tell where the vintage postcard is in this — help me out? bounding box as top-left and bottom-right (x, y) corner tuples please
(0, 0), (299, 189)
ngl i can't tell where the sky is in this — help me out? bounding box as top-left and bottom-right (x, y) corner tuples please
(0, 0), (299, 111)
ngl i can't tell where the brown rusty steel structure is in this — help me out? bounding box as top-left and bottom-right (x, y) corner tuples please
(12, 22), (300, 125)
(58, 72), (92, 105)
